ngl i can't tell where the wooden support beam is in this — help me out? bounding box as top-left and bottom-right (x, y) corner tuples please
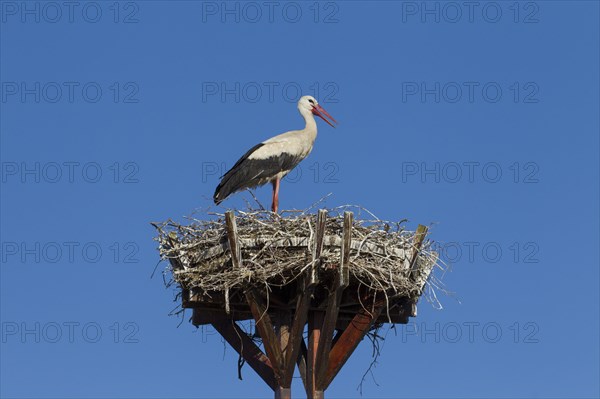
(246, 289), (285, 383)
(281, 279), (314, 387)
(307, 311), (325, 399)
(315, 211), (352, 389)
(275, 312), (292, 398)
(322, 297), (385, 390)
(276, 311), (291, 354)
(314, 287), (342, 390)
(296, 338), (309, 393)
(212, 318), (278, 391)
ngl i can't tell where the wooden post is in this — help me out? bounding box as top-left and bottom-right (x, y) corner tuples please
(307, 311), (325, 399)
(226, 210), (289, 397)
(303, 209), (328, 398)
(340, 211), (353, 288)
(409, 224), (428, 274)
(276, 310), (292, 399)
(225, 211), (242, 268)
(314, 211), (353, 390)
(281, 278), (314, 388)
(276, 311), (291, 355)
(225, 211), (242, 314)
(311, 209), (327, 284)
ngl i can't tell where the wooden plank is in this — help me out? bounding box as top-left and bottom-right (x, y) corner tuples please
(189, 299), (412, 324)
(310, 209), (327, 285)
(225, 211), (241, 315)
(225, 211), (241, 268)
(191, 308), (251, 326)
(340, 211), (353, 288)
(281, 280), (313, 387)
(409, 224), (428, 276)
(246, 290), (285, 382)
(191, 235), (409, 263)
(212, 318), (277, 391)
(322, 297), (385, 390)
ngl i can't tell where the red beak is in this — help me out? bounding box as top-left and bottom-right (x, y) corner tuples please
(312, 104), (338, 128)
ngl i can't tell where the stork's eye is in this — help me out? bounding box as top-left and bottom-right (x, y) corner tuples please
(308, 99), (315, 104)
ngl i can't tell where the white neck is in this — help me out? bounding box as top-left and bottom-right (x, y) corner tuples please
(299, 106), (318, 138)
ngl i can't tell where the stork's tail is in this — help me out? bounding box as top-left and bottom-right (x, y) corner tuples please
(213, 180), (228, 205)
(213, 143), (266, 205)
(213, 172), (245, 205)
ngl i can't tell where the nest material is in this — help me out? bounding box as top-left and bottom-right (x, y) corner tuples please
(154, 207), (440, 302)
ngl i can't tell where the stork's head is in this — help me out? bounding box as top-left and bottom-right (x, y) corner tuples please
(298, 95), (337, 128)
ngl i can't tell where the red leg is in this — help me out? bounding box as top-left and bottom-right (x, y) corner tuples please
(271, 177), (280, 213)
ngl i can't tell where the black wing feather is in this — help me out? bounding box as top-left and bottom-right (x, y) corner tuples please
(213, 143), (302, 205)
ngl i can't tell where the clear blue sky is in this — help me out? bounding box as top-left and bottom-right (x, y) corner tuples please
(1, 1), (599, 398)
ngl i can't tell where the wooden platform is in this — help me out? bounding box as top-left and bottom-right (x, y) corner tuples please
(168, 210), (431, 399)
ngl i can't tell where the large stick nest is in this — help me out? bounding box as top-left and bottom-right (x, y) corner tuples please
(153, 207), (441, 303)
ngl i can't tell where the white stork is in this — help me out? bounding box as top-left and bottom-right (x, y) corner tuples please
(213, 95), (337, 213)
